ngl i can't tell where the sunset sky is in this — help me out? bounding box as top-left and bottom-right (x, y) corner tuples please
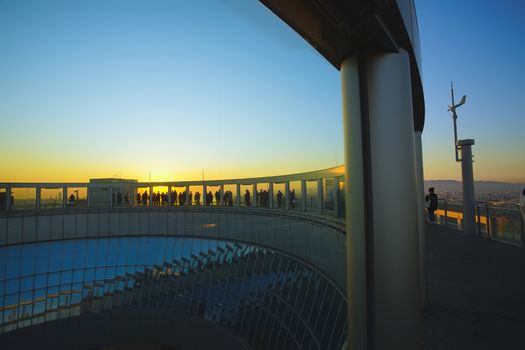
(1, 0), (524, 183)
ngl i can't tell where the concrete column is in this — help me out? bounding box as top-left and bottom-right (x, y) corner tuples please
(317, 179), (324, 212)
(168, 186), (172, 207)
(284, 182), (290, 210)
(185, 185), (190, 207)
(36, 186), (41, 210)
(269, 183), (274, 208)
(367, 49), (421, 349)
(63, 187), (67, 209)
(236, 184), (240, 207)
(301, 180), (307, 211)
(342, 50), (421, 350)
(203, 184), (207, 206)
(252, 184), (257, 208)
(414, 131), (426, 308)
(220, 185), (224, 206)
(341, 55), (368, 350)
(149, 186), (153, 207)
(6, 187), (11, 210)
(459, 139), (476, 235)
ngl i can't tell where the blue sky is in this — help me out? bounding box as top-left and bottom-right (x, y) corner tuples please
(0, 0), (523, 182)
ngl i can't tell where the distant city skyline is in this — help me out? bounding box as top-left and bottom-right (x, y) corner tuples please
(1, 0), (523, 183)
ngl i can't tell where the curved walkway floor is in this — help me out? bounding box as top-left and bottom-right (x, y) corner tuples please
(424, 224), (525, 349)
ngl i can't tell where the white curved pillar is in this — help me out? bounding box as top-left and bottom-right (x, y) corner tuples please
(341, 55), (367, 350)
(367, 49), (421, 350)
(341, 50), (422, 350)
(414, 130), (426, 308)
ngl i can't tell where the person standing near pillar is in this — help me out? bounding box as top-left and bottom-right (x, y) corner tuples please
(425, 187), (438, 224)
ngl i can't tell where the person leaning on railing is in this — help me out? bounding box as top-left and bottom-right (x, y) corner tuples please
(425, 187), (438, 224)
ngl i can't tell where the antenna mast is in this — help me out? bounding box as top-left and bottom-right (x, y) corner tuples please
(450, 82), (460, 162)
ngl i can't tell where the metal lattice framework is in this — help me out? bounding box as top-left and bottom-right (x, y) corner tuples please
(0, 236), (347, 350)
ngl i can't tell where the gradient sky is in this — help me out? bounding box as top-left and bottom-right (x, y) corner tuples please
(1, 0), (524, 183)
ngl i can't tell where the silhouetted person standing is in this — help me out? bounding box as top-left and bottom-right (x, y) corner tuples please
(277, 190), (283, 208)
(425, 187), (438, 224)
(142, 191), (148, 206)
(245, 190), (251, 207)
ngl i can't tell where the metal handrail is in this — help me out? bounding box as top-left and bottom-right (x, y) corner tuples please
(433, 198), (524, 247)
(0, 166), (346, 218)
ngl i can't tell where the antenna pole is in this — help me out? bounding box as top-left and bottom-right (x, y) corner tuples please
(451, 82), (460, 162)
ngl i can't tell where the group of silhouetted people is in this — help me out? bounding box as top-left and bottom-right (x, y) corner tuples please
(111, 192), (129, 206)
(133, 189), (238, 207)
(104, 187), (304, 209)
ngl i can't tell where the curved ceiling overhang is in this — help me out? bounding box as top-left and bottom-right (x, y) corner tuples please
(259, 0), (425, 131)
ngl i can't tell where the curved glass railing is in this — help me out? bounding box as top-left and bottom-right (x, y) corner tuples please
(0, 166), (345, 220)
(434, 199), (524, 246)
(0, 236), (347, 350)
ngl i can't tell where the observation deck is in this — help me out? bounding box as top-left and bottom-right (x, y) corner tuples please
(2, 166), (524, 349)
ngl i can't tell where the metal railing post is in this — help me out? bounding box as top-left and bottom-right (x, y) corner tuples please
(62, 187), (67, 209)
(36, 186), (41, 210)
(5, 187), (11, 210)
(317, 179), (323, 213)
(236, 183), (240, 207)
(444, 199), (448, 228)
(486, 206), (491, 239)
(268, 183), (274, 208)
(301, 180), (307, 211)
(252, 183), (257, 208)
(476, 202), (481, 236)
(285, 182), (290, 210)
(333, 177), (339, 217)
(168, 185), (172, 207)
(518, 213), (525, 247)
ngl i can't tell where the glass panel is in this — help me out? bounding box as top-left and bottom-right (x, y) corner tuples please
(40, 188), (63, 209)
(21, 246), (35, 276)
(222, 184), (237, 207)
(10, 188), (36, 210)
(240, 185), (253, 207)
(151, 186), (169, 207)
(0, 188), (6, 210)
(67, 187), (88, 208)
(170, 186), (186, 206)
(323, 178), (335, 213)
(338, 177), (345, 219)
(272, 183), (285, 209)
(205, 185), (221, 206)
(289, 181), (302, 210)
(135, 187), (151, 207)
(189, 185), (204, 206)
(256, 183), (269, 208)
(306, 180), (319, 212)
